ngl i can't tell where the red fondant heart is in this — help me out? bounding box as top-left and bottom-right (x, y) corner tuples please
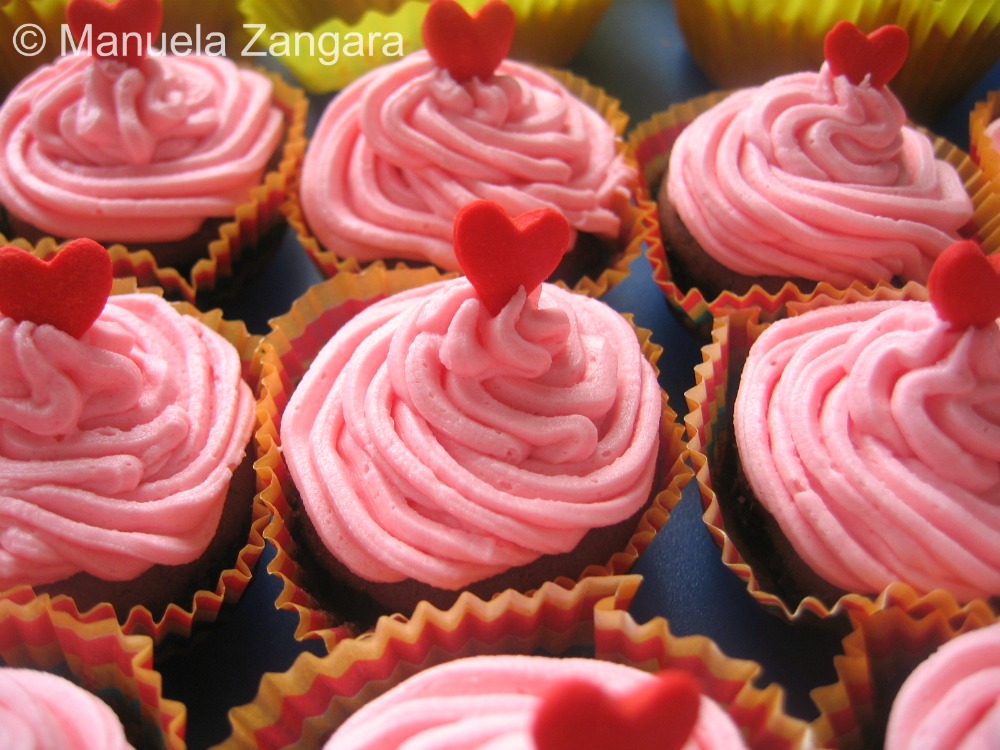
(0, 238), (113, 338)
(927, 240), (1000, 328)
(66, 0), (163, 67)
(422, 0), (516, 84)
(532, 669), (701, 750)
(453, 200), (570, 315)
(824, 21), (909, 88)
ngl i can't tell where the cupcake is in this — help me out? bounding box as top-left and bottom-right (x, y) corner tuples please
(686, 239), (1000, 619)
(260, 201), (686, 629)
(0, 238), (262, 641)
(970, 90), (1000, 246)
(0, 0), (306, 303)
(292, 0), (640, 294)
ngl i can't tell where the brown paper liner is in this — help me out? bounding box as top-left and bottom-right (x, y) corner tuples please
(629, 96), (999, 337)
(810, 593), (997, 749)
(0, 590), (186, 749)
(685, 297), (1000, 623)
(255, 264), (691, 648)
(214, 576), (813, 750)
(287, 67), (643, 300)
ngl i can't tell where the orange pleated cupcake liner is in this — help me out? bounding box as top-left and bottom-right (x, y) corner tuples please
(970, 91), (1000, 243)
(629, 97), (1000, 337)
(810, 592), (997, 749)
(254, 264), (691, 648)
(214, 575), (813, 750)
(0, 590), (186, 750)
(287, 67), (645, 300)
(685, 299), (1000, 623)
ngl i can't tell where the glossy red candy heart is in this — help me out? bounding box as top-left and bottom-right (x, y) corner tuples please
(927, 240), (1000, 328)
(824, 21), (909, 88)
(0, 238), (113, 338)
(453, 200), (570, 315)
(422, 0), (516, 84)
(532, 669), (702, 750)
(66, 0), (163, 67)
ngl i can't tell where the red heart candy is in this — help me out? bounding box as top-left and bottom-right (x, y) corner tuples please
(66, 0), (163, 67)
(453, 200), (570, 315)
(532, 669), (701, 750)
(824, 21), (909, 88)
(0, 238), (113, 339)
(422, 0), (516, 84)
(927, 240), (1000, 328)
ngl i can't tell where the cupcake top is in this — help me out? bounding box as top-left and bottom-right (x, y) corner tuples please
(885, 622), (1000, 749)
(733, 240), (1000, 601)
(322, 655), (747, 750)
(665, 21), (973, 287)
(0, 0), (284, 243)
(0, 239), (255, 589)
(299, 0), (634, 271)
(0, 667), (134, 750)
(280, 201), (662, 590)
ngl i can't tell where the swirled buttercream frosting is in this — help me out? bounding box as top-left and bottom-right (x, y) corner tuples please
(0, 668), (134, 750)
(666, 64), (974, 285)
(0, 294), (255, 588)
(322, 655), (747, 750)
(886, 623), (1000, 750)
(0, 53), (284, 243)
(734, 301), (1000, 601)
(281, 279), (661, 590)
(300, 51), (634, 270)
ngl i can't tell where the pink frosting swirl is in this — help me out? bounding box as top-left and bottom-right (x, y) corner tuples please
(0, 294), (255, 588)
(300, 51), (634, 270)
(0, 668), (134, 750)
(281, 279), (661, 590)
(667, 65), (973, 285)
(323, 655), (747, 750)
(0, 53), (284, 242)
(886, 623), (1000, 750)
(734, 301), (1000, 600)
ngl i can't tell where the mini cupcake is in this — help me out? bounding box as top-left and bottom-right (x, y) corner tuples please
(685, 239), (1000, 620)
(291, 0), (641, 295)
(632, 21), (991, 332)
(0, 238), (264, 642)
(0, 0), (307, 304)
(258, 201), (688, 635)
(672, 0), (1000, 125)
(217, 576), (814, 750)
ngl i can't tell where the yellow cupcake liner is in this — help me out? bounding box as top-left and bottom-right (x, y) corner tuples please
(214, 576), (813, 750)
(0, 590), (186, 749)
(810, 593), (997, 749)
(237, 0), (612, 94)
(629, 96), (1000, 337)
(288, 66), (641, 300)
(254, 264), (691, 648)
(0, 0), (68, 97)
(672, 0), (1000, 125)
(685, 300), (1000, 623)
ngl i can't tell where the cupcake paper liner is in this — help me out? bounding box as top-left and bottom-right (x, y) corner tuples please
(672, 0), (1000, 125)
(629, 97), (999, 337)
(254, 264), (691, 649)
(213, 575), (813, 750)
(287, 66), (643, 300)
(0, 590), (186, 750)
(810, 592), (997, 749)
(970, 90), (1000, 244)
(684, 298), (1000, 623)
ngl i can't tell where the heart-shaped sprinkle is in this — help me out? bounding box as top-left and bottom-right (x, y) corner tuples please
(422, 0), (516, 84)
(532, 669), (702, 750)
(0, 238), (113, 338)
(824, 21), (909, 88)
(927, 240), (1000, 328)
(66, 0), (163, 67)
(453, 200), (570, 316)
